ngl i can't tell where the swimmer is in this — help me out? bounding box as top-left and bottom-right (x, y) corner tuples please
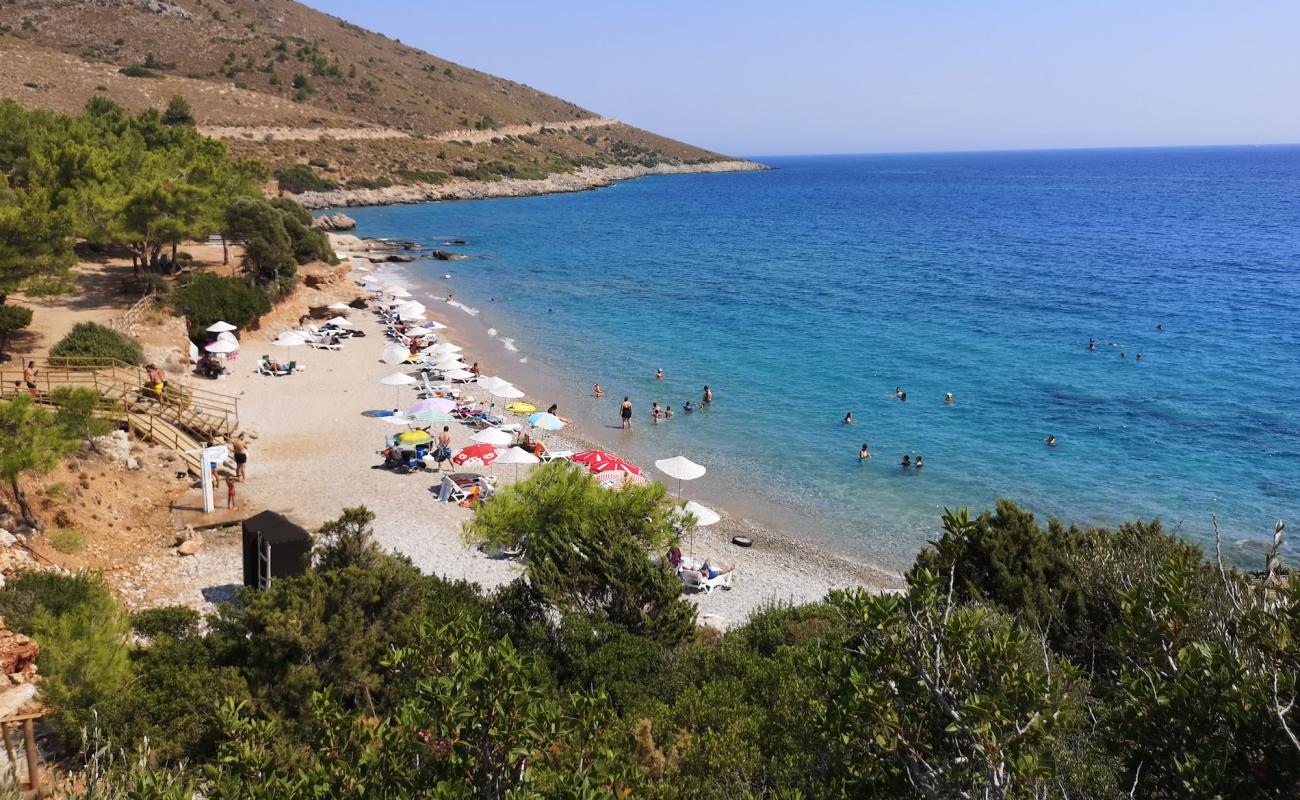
(1156, 324), (1164, 331)
(447, 293), (454, 302)
(945, 392), (954, 406)
(844, 411), (854, 425)
(1120, 352), (1126, 359)
(1089, 337), (1096, 352)
(1136, 353), (1142, 361)
(899, 391), (908, 402)
(859, 443), (871, 460)
(656, 368), (663, 381)
(651, 402), (662, 424)
(593, 383), (604, 398)
(894, 387), (903, 398)
(683, 401), (694, 414)
(702, 385), (712, 405)
(664, 405), (673, 420)
(914, 455), (924, 469)
(901, 454), (912, 468)
(1045, 435), (1057, 447)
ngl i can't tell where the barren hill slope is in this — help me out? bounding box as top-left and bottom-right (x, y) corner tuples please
(0, 0), (758, 201)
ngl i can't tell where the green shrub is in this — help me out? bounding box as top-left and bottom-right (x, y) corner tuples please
(0, 303), (33, 360)
(274, 164), (336, 193)
(49, 321), (144, 366)
(395, 168), (447, 185)
(161, 96), (194, 126)
(307, 157), (329, 169)
(119, 65), (163, 79)
(48, 527), (85, 554)
(132, 605), (202, 640)
(171, 272), (270, 340)
(22, 274), (77, 297)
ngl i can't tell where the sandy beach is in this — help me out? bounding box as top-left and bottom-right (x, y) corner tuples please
(216, 258), (897, 629)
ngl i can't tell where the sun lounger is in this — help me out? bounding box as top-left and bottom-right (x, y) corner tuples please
(436, 474), (473, 503)
(680, 567), (734, 594)
(539, 450), (573, 463)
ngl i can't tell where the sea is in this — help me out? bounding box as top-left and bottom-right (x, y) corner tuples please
(334, 147), (1300, 571)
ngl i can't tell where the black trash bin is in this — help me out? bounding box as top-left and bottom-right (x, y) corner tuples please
(242, 511), (311, 590)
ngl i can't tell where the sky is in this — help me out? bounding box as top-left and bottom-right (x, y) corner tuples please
(302, 1), (1300, 157)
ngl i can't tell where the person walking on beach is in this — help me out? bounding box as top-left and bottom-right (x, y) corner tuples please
(434, 426), (453, 470)
(656, 368), (663, 381)
(859, 443), (871, 461)
(702, 385), (712, 405)
(22, 360), (37, 391)
(232, 434), (249, 482)
(621, 397), (633, 429)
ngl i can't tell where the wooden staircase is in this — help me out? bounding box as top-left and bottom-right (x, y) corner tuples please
(1, 358), (240, 475)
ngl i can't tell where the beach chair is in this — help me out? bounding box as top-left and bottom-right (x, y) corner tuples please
(680, 567), (733, 594)
(286, 361), (302, 374)
(474, 476), (497, 501)
(539, 449), (573, 463)
(437, 474), (473, 503)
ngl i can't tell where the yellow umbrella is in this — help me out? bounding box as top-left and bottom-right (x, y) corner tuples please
(397, 430), (433, 445)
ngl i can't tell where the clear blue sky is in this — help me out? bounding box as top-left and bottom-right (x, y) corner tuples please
(303, 1), (1300, 156)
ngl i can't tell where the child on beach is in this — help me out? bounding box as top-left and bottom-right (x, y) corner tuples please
(593, 383), (604, 398)
(664, 405), (673, 420)
(226, 473), (238, 509)
(651, 402), (662, 424)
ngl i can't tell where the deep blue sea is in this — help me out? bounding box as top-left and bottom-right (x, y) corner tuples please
(338, 148), (1300, 570)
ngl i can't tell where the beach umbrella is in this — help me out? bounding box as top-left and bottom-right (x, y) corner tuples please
(397, 429), (434, 446)
(376, 414), (412, 427)
(384, 286), (412, 298)
(572, 450), (641, 476)
(470, 428), (514, 446)
(326, 316), (354, 328)
(655, 455), (707, 498)
(452, 443), (500, 469)
(476, 375), (513, 392)
(409, 410), (455, 423)
(382, 344), (412, 365)
(487, 383), (524, 400)
(527, 412), (565, 431)
(394, 300), (426, 316)
(495, 446), (540, 481)
(273, 332), (306, 363)
(206, 320), (237, 333)
(410, 397), (456, 415)
(328, 302), (352, 311)
(444, 368), (475, 381)
(434, 358), (469, 370)
(380, 371), (417, 406)
(677, 500), (720, 560)
(429, 342), (463, 355)
(204, 339), (238, 354)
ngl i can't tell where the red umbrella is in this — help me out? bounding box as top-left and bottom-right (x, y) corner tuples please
(571, 450), (642, 476)
(452, 443), (500, 468)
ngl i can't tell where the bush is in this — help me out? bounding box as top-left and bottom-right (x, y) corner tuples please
(171, 272), (270, 340)
(274, 164), (336, 193)
(119, 65), (163, 79)
(49, 322), (144, 366)
(0, 303), (33, 360)
(48, 527), (85, 554)
(161, 96), (195, 126)
(132, 605), (202, 640)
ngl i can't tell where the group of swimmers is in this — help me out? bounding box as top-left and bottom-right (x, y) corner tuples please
(599, 375), (713, 430)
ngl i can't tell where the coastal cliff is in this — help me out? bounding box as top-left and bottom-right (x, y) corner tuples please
(293, 159), (767, 209)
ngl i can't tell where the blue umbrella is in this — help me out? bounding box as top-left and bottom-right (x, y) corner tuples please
(527, 412), (565, 431)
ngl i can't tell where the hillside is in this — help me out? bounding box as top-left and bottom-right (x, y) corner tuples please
(0, 0), (757, 199)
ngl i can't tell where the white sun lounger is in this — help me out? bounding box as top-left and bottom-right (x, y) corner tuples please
(681, 568), (733, 594)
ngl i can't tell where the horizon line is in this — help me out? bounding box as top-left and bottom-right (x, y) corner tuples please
(738, 140), (1300, 161)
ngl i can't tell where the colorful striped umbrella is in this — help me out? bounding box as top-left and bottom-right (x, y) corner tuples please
(572, 450), (641, 476)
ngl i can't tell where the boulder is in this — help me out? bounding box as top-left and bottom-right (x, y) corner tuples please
(177, 539), (200, 556)
(0, 530), (15, 548)
(91, 430), (132, 465)
(312, 212), (357, 231)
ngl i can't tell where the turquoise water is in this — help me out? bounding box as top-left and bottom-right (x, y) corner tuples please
(337, 148), (1299, 569)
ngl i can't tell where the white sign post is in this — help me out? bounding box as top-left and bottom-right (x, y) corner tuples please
(200, 445), (229, 513)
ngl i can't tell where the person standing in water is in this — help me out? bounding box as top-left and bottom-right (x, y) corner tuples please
(1089, 337), (1096, 352)
(702, 385), (712, 405)
(621, 397), (633, 429)
(901, 454), (912, 468)
(593, 383), (604, 398)
(945, 393), (954, 406)
(843, 411), (854, 425)
(651, 402), (662, 424)
(859, 443), (871, 461)
(656, 368), (663, 381)
(1045, 435), (1057, 447)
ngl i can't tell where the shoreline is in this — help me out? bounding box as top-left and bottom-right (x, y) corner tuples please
(293, 160), (768, 210)
(224, 254), (899, 629)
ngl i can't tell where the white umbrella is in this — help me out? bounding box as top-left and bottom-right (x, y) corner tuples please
(382, 344), (412, 365)
(682, 500), (720, 527)
(443, 369), (474, 381)
(380, 370), (417, 405)
(384, 286), (412, 298)
(655, 456), (707, 498)
(487, 384), (525, 400)
(470, 428), (514, 446)
(328, 302), (352, 311)
(495, 445), (541, 481)
(326, 316), (354, 328)
(476, 375), (511, 392)
(204, 339), (238, 353)
(207, 321), (237, 333)
(394, 300), (426, 316)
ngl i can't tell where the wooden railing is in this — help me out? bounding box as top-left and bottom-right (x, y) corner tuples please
(105, 290), (157, 334)
(0, 711), (43, 792)
(0, 357), (240, 441)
